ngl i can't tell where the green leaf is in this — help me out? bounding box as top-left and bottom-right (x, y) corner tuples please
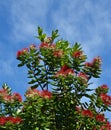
(73, 42), (82, 52)
(38, 26), (43, 36)
(18, 62), (25, 67)
(28, 79), (37, 84)
(52, 29), (59, 41)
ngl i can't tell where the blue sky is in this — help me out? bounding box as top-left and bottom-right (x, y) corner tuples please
(0, 0), (111, 120)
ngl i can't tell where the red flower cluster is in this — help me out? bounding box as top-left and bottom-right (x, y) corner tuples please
(76, 107), (111, 129)
(76, 107), (93, 118)
(17, 48), (28, 58)
(0, 116), (22, 125)
(85, 56), (102, 68)
(85, 62), (92, 67)
(0, 88), (8, 99)
(40, 90), (52, 99)
(78, 72), (88, 81)
(25, 88), (52, 99)
(81, 109), (93, 117)
(95, 114), (106, 122)
(55, 65), (74, 77)
(92, 56), (102, 65)
(100, 84), (109, 90)
(39, 42), (55, 49)
(0, 88), (22, 103)
(53, 49), (64, 58)
(72, 51), (83, 58)
(100, 93), (111, 106)
(25, 88), (40, 98)
(100, 122), (111, 130)
(12, 93), (22, 102)
(96, 84), (109, 94)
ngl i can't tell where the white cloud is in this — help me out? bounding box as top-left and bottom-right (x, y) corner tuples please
(0, 59), (14, 76)
(52, 0), (111, 59)
(9, 0), (53, 43)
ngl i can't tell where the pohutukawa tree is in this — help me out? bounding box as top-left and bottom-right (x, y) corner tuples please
(0, 27), (111, 130)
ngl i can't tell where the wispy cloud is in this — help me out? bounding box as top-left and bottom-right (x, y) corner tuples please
(0, 59), (14, 76)
(52, 0), (111, 58)
(9, 0), (52, 43)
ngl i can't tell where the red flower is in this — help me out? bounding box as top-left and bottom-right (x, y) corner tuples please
(0, 89), (8, 99)
(0, 117), (7, 125)
(61, 65), (69, 71)
(0, 116), (22, 125)
(3, 95), (12, 103)
(25, 88), (40, 98)
(92, 56), (102, 67)
(81, 109), (93, 117)
(55, 65), (74, 77)
(9, 117), (22, 124)
(41, 90), (52, 99)
(100, 84), (108, 90)
(72, 51), (83, 58)
(96, 114), (106, 122)
(53, 50), (64, 58)
(100, 121), (111, 130)
(12, 93), (22, 102)
(39, 42), (55, 49)
(78, 72), (88, 81)
(39, 42), (49, 48)
(65, 69), (74, 75)
(96, 84), (109, 94)
(17, 48), (28, 58)
(100, 93), (111, 106)
(3, 93), (22, 103)
(85, 57), (101, 70)
(55, 70), (65, 77)
(85, 62), (92, 67)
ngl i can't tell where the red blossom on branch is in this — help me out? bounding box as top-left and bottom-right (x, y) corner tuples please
(12, 93), (22, 102)
(92, 56), (102, 67)
(78, 72), (88, 81)
(39, 42), (55, 49)
(100, 93), (111, 106)
(85, 56), (102, 69)
(41, 90), (52, 99)
(96, 84), (109, 94)
(17, 48), (28, 58)
(55, 65), (74, 77)
(0, 117), (7, 125)
(95, 114), (106, 122)
(3, 95), (12, 103)
(81, 109), (93, 117)
(0, 89), (8, 99)
(100, 84), (109, 90)
(0, 116), (22, 125)
(100, 122), (111, 130)
(25, 88), (52, 99)
(72, 51), (83, 58)
(53, 50), (64, 58)
(25, 88), (40, 98)
(85, 62), (92, 67)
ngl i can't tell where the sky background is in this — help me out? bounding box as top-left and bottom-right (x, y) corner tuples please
(0, 0), (111, 121)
